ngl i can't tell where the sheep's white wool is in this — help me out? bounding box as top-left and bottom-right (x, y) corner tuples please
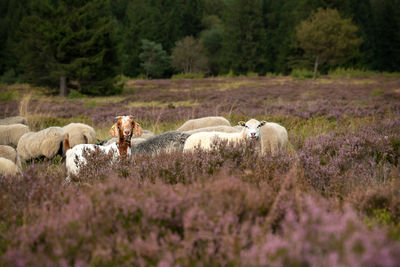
(0, 124), (30, 147)
(0, 116), (27, 125)
(0, 157), (21, 177)
(183, 119), (265, 151)
(177, 116), (231, 131)
(62, 123), (96, 147)
(17, 127), (65, 161)
(260, 122), (288, 154)
(0, 145), (22, 169)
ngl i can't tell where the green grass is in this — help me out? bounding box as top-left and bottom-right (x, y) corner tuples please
(290, 68), (316, 79)
(171, 73), (204, 79)
(0, 89), (17, 102)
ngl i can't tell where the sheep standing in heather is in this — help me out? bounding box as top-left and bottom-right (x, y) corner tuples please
(132, 131), (190, 155)
(62, 123), (96, 148)
(65, 116), (142, 181)
(17, 127), (66, 161)
(0, 116), (27, 125)
(183, 119), (265, 152)
(0, 124), (30, 147)
(260, 122), (288, 154)
(0, 157), (21, 177)
(177, 116), (231, 131)
(0, 145), (22, 169)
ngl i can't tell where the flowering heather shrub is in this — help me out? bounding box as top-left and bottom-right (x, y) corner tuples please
(2, 173), (400, 266)
(298, 120), (400, 196)
(1, 77), (400, 265)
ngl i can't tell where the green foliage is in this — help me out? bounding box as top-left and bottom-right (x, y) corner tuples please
(14, 0), (120, 96)
(0, 69), (23, 84)
(328, 67), (380, 78)
(0, 89), (17, 102)
(139, 39), (170, 79)
(171, 73), (204, 79)
(296, 8), (363, 79)
(121, 0), (205, 77)
(290, 68), (316, 79)
(172, 36), (208, 74)
(221, 0), (266, 75)
(68, 90), (86, 99)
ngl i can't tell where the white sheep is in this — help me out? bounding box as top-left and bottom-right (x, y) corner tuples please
(0, 157), (21, 177)
(177, 116), (231, 131)
(183, 119), (265, 152)
(17, 127), (66, 161)
(260, 122), (288, 154)
(0, 116), (27, 125)
(0, 145), (22, 169)
(65, 116), (139, 181)
(184, 125), (241, 135)
(62, 123), (96, 148)
(0, 124), (30, 147)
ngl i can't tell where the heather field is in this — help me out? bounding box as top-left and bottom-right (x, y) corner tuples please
(1, 75), (400, 266)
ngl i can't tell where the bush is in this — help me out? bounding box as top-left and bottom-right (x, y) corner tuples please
(171, 73), (204, 79)
(68, 89), (86, 99)
(328, 67), (379, 78)
(290, 68), (316, 79)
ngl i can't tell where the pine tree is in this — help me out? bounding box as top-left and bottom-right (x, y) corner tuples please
(15, 0), (120, 96)
(139, 39), (170, 79)
(221, 0), (266, 75)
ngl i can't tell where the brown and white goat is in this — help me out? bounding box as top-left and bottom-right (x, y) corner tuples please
(64, 115), (142, 181)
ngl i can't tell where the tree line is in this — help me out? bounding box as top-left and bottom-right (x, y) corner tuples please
(0, 0), (399, 95)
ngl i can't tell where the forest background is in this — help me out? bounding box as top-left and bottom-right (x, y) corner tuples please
(1, 0), (399, 95)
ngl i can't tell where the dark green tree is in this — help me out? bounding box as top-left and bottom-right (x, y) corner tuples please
(0, 0), (29, 81)
(370, 0), (400, 71)
(14, 0), (120, 96)
(201, 15), (224, 75)
(296, 8), (363, 79)
(139, 39), (170, 79)
(121, 0), (204, 77)
(221, 0), (266, 75)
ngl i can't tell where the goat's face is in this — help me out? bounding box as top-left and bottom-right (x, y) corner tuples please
(238, 119), (266, 140)
(109, 115), (143, 140)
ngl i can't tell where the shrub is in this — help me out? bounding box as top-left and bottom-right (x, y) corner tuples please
(171, 73), (204, 79)
(290, 68), (316, 79)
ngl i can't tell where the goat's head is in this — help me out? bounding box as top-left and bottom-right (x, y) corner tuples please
(109, 115), (143, 141)
(238, 119), (266, 140)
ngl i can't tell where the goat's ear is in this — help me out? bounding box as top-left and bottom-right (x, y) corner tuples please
(129, 115), (135, 119)
(260, 121), (266, 126)
(133, 122), (143, 137)
(109, 123), (119, 137)
(115, 116), (122, 120)
(238, 121), (246, 127)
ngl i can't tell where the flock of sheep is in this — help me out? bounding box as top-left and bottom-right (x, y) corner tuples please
(0, 115), (288, 180)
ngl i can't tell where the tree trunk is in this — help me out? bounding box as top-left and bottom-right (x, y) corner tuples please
(59, 75), (68, 97)
(313, 55), (319, 80)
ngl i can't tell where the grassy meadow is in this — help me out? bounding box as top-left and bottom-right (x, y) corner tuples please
(1, 74), (400, 266)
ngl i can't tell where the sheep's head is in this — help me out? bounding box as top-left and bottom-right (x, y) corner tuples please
(109, 115), (143, 141)
(238, 119), (266, 140)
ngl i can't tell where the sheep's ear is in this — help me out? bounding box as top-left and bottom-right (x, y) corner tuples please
(109, 123), (118, 137)
(238, 121), (246, 127)
(260, 121), (266, 126)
